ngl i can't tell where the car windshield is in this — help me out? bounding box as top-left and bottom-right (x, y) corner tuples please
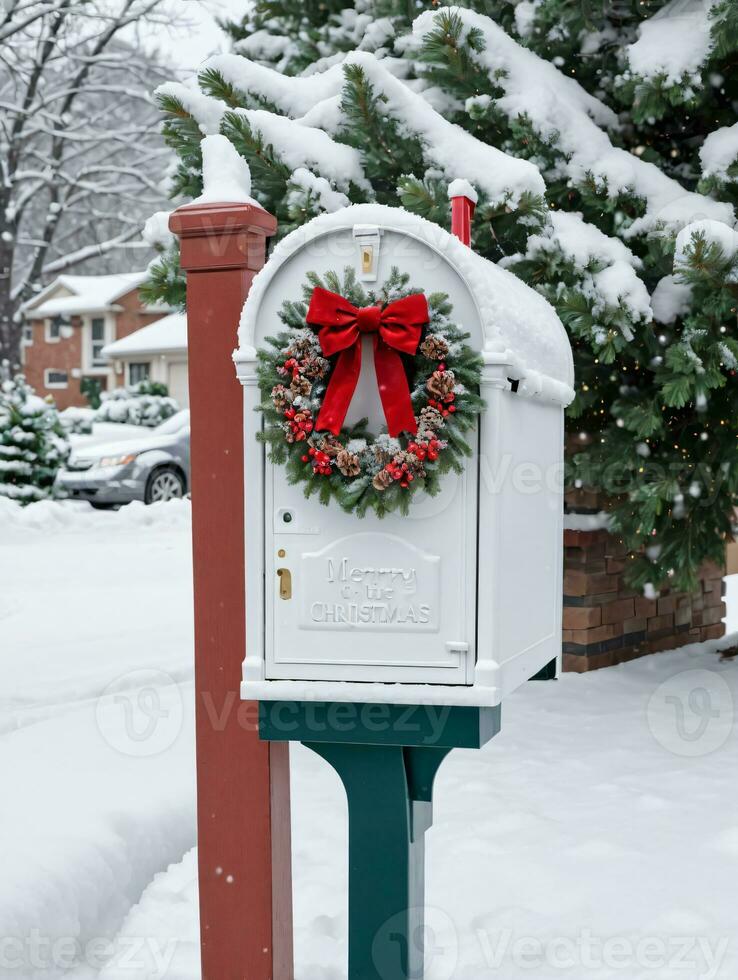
(155, 410), (190, 435)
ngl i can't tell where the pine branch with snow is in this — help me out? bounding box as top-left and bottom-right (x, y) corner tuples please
(147, 1), (738, 590)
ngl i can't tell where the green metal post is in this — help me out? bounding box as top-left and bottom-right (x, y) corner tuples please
(259, 701), (501, 980)
(305, 742), (450, 979)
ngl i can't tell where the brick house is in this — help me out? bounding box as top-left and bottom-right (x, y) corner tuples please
(102, 312), (189, 407)
(20, 272), (170, 409)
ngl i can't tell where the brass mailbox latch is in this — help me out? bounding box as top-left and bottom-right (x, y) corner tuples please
(277, 567), (292, 600)
(353, 224), (382, 282)
(361, 245), (373, 273)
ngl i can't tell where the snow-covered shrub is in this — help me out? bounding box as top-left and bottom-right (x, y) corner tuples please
(0, 366), (70, 502)
(80, 376), (104, 409)
(59, 406), (95, 435)
(95, 381), (179, 428)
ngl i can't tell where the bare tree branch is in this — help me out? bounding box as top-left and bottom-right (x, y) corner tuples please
(0, 0), (179, 361)
(40, 225), (143, 276)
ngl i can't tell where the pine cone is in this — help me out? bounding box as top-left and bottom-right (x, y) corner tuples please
(288, 337), (314, 360)
(319, 436), (343, 458)
(426, 369), (455, 399)
(336, 449), (361, 477)
(301, 355), (329, 380)
(418, 406), (444, 430)
(372, 468), (394, 491)
(420, 335), (449, 360)
(290, 375), (312, 397)
(370, 443), (392, 468)
(271, 384), (292, 411)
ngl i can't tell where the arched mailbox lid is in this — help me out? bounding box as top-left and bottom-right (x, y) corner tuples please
(236, 203), (573, 708)
(236, 204), (574, 406)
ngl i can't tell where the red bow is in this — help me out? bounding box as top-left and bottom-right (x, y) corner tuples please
(306, 287), (429, 437)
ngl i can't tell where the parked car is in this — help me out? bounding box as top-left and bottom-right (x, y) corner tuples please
(56, 410), (190, 508)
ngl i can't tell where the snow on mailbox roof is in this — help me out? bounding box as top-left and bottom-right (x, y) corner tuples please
(102, 313), (187, 359)
(23, 272), (150, 319)
(238, 204), (574, 404)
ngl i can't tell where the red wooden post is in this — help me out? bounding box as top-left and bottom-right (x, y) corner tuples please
(169, 201), (293, 980)
(450, 193), (476, 247)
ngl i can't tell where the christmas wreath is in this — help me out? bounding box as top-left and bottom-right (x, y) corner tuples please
(257, 267), (484, 517)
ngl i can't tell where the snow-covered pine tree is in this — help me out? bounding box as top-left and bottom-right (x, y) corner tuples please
(0, 366), (70, 502)
(147, 0), (738, 591)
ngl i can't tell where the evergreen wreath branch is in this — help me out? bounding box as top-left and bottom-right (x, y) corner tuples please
(256, 266), (484, 517)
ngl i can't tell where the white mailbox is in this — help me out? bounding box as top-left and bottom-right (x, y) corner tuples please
(236, 204), (574, 707)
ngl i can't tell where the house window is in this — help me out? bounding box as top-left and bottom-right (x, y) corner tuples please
(90, 317), (107, 366)
(129, 362), (150, 385)
(45, 369), (68, 389)
(22, 324), (33, 346)
(46, 316), (68, 342)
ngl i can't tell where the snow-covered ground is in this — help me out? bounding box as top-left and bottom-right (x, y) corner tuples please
(0, 498), (196, 980)
(1, 499), (736, 980)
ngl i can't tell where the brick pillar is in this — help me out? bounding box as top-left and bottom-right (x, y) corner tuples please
(563, 525), (726, 672)
(169, 201), (293, 979)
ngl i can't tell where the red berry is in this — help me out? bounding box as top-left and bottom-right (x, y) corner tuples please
(448, 405), (456, 413)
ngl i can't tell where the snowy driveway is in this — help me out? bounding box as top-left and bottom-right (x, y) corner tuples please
(1, 499), (736, 979)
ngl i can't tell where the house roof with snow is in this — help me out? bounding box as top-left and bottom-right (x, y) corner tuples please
(102, 312), (187, 359)
(22, 272), (154, 319)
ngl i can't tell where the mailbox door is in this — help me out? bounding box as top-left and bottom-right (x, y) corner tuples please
(252, 220), (485, 686)
(264, 452), (477, 685)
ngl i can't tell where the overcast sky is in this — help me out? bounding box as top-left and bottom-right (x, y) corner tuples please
(150, 0), (250, 72)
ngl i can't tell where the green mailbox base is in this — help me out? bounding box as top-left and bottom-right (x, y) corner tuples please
(259, 700), (501, 979)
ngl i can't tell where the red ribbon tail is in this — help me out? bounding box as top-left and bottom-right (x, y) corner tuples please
(374, 336), (418, 437)
(315, 342), (362, 435)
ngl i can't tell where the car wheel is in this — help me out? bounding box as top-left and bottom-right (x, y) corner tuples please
(145, 466), (185, 504)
